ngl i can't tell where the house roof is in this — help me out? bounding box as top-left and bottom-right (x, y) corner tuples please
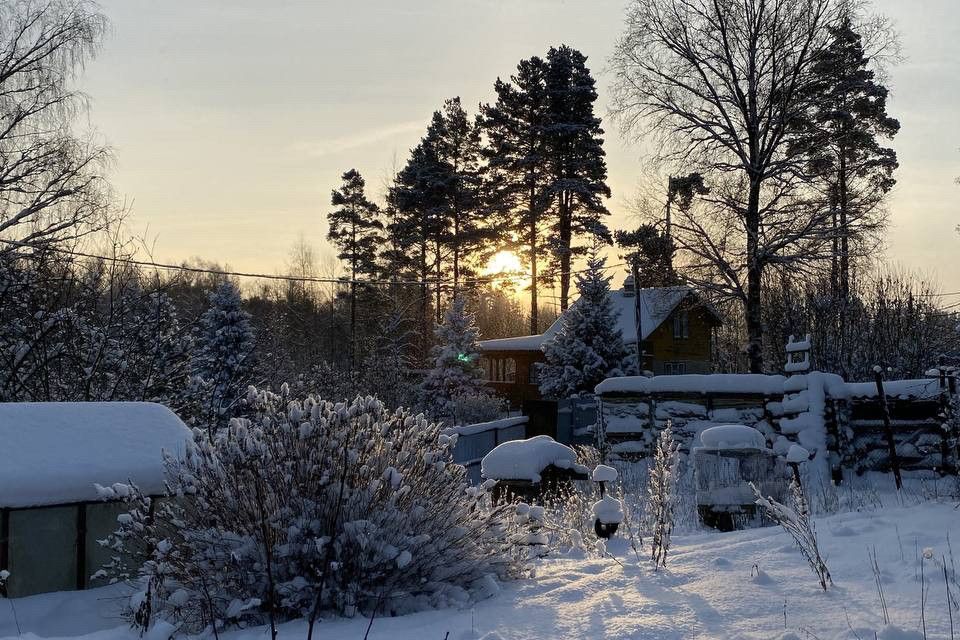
(478, 285), (720, 353)
(0, 402), (193, 508)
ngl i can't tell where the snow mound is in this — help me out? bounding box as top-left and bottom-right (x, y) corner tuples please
(592, 495), (624, 524)
(698, 424), (766, 450)
(0, 402), (193, 508)
(786, 444), (810, 463)
(481, 435), (582, 482)
(592, 464), (618, 483)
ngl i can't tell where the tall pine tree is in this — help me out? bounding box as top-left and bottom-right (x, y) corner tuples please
(481, 56), (551, 334)
(797, 16), (899, 374)
(328, 169), (384, 367)
(538, 254), (627, 399)
(544, 45), (612, 311)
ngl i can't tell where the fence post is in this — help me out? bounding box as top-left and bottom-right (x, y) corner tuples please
(873, 366), (902, 491)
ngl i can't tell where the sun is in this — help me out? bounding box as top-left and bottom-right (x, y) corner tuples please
(484, 250), (523, 276)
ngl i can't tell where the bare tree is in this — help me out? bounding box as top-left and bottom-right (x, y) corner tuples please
(0, 0), (111, 258)
(610, 0), (843, 372)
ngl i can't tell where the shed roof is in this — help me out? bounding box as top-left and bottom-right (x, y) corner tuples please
(478, 285), (720, 353)
(0, 402), (193, 508)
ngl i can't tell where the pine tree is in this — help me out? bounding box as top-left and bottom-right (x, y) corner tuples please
(481, 56), (551, 334)
(430, 98), (492, 300)
(543, 45), (612, 311)
(797, 16), (899, 375)
(615, 224), (678, 289)
(328, 169), (384, 367)
(191, 281), (256, 433)
(538, 254), (627, 399)
(420, 296), (490, 422)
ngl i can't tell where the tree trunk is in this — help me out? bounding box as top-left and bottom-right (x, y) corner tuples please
(745, 176), (764, 374)
(350, 218), (357, 371)
(558, 193), (573, 312)
(529, 185), (539, 335)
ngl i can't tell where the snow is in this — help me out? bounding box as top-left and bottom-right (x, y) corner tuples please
(596, 373), (786, 395)
(480, 435), (580, 482)
(0, 402), (193, 508)
(841, 378), (940, 400)
(698, 424), (767, 450)
(785, 444), (811, 463)
(785, 334), (811, 353)
(444, 415), (528, 437)
(591, 464), (618, 482)
(5, 495), (958, 640)
(477, 334), (546, 351)
(591, 495), (624, 524)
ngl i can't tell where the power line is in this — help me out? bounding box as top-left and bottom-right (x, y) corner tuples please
(0, 238), (627, 288)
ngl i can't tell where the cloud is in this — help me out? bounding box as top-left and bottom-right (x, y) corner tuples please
(293, 121), (423, 158)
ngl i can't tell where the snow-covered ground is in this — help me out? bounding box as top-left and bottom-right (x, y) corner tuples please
(3, 493), (956, 640)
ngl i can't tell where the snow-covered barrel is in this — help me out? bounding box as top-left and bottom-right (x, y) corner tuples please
(693, 424), (788, 531)
(481, 435), (590, 501)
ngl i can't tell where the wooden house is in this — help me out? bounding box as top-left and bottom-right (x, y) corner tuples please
(478, 277), (722, 408)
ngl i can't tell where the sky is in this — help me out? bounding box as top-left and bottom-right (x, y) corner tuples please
(81, 0), (960, 288)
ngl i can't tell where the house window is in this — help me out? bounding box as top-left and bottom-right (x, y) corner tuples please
(486, 357), (517, 383)
(528, 363), (540, 384)
(673, 311), (689, 339)
(664, 361), (687, 375)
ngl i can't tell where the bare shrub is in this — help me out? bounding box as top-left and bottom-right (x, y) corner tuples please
(752, 476), (832, 591)
(649, 421), (680, 569)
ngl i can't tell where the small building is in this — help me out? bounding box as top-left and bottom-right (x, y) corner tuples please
(478, 277), (723, 408)
(0, 402), (193, 598)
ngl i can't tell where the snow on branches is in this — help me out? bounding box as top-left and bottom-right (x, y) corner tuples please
(98, 388), (524, 635)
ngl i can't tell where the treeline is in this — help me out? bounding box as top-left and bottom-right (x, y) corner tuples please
(328, 44), (612, 365)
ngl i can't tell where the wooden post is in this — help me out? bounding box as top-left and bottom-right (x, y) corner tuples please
(873, 367), (903, 491)
(0, 508), (8, 598)
(76, 503), (87, 590)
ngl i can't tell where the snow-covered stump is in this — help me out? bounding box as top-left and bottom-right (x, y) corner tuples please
(693, 425), (788, 531)
(591, 464), (621, 539)
(481, 435), (590, 503)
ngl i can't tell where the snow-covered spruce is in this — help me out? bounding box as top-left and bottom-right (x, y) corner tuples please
(184, 281), (255, 433)
(420, 296), (498, 424)
(99, 388), (524, 633)
(538, 254), (628, 399)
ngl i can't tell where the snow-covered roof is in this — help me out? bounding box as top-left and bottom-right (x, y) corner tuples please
(477, 334), (545, 352)
(478, 285), (718, 353)
(0, 402), (193, 508)
(596, 373), (786, 396)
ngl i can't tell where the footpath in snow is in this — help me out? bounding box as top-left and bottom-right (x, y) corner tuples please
(2, 499), (957, 640)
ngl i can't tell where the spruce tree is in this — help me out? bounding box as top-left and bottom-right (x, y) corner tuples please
(543, 45), (612, 311)
(420, 296), (490, 422)
(539, 254), (627, 399)
(481, 56), (551, 334)
(191, 281), (256, 432)
(328, 169), (384, 367)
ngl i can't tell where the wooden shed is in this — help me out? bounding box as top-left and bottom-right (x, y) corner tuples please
(0, 402), (192, 598)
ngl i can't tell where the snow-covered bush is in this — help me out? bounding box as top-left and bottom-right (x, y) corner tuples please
(752, 475), (832, 591)
(420, 296), (492, 423)
(649, 421), (679, 569)
(99, 388), (523, 634)
(538, 254), (628, 399)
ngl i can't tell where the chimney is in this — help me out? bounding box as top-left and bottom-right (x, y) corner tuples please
(622, 274), (636, 297)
